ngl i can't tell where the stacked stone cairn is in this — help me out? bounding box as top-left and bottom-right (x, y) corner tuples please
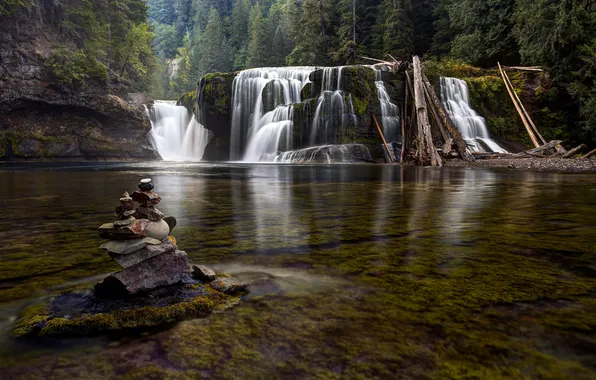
(95, 178), (222, 296)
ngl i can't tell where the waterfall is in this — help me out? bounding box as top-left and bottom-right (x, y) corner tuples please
(373, 66), (401, 143)
(440, 77), (507, 153)
(310, 67), (358, 146)
(148, 101), (210, 161)
(230, 67), (314, 161)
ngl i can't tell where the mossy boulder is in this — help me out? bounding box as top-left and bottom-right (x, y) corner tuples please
(196, 72), (237, 160)
(176, 91), (198, 116)
(13, 278), (245, 337)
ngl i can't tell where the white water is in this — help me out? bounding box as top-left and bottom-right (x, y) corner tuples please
(230, 67), (313, 161)
(310, 67), (358, 146)
(274, 144), (372, 164)
(373, 65), (400, 143)
(147, 101), (211, 161)
(440, 77), (507, 153)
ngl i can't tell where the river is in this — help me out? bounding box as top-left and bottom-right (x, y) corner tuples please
(0, 162), (595, 378)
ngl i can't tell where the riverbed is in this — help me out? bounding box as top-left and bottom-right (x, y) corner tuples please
(1, 162), (595, 379)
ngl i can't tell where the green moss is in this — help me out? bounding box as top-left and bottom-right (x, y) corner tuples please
(14, 287), (241, 337)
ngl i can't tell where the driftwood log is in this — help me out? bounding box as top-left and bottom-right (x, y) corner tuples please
(373, 115), (395, 162)
(412, 56), (442, 166)
(562, 144), (587, 158)
(420, 72), (475, 162)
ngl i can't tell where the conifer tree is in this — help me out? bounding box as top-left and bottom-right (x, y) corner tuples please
(374, 0), (414, 60)
(286, 0), (328, 65)
(246, 2), (269, 68)
(230, 0), (251, 70)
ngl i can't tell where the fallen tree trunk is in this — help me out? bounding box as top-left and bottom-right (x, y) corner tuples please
(423, 84), (449, 142)
(420, 72), (475, 162)
(373, 115), (395, 162)
(412, 56), (442, 167)
(502, 66), (544, 72)
(563, 144), (587, 158)
(583, 148), (596, 159)
(511, 140), (563, 158)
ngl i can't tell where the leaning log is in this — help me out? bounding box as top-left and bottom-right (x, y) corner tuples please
(423, 84), (449, 142)
(498, 62), (541, 148)
(563, 144), (587, 159)
(501, 67), (546, 145)
(412, 56), (442, 167)
(373, 115), (395, 162)
(583, 148), (596, 159)
(421, 72), (475, 162)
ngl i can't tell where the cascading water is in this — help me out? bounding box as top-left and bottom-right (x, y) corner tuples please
(373, 66), (400, 143)
(230, 67), (313, 161)
(440, 77), (507, 153)
(310, 67), (358, 146)
(147, 101), (210, 161)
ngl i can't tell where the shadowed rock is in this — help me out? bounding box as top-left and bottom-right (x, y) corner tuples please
(95, 250), (190, 297)
(163, 216), (177, 233)
(134, 206), (164, 221)
(131, 190), (161, 206)
(109, 240), (177, 268)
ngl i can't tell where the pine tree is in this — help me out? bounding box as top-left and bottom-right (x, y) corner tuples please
(448, 0), (517, 66)
(330, 0), (359, 65)
(195, 7), (232, 76)
(246, 2), (269, 68)
(430, 0), (452, 57)
(286, 0), (328, 65)
(374, 0), (414, 60)
(230, 0), (250, 70)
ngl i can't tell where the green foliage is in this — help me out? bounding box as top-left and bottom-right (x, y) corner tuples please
(0, 0), (31, 16)
(46, 46), (109, 86)
(286, 0), (328, 66)
(374, 0), (414, 60)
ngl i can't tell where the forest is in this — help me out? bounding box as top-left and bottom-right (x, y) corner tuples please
(2, 0), (595, 144)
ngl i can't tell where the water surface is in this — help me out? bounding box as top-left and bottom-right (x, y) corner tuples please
(0, 163), (595, 379)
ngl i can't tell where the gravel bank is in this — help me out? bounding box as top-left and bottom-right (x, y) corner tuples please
(445, 157), (596, 173)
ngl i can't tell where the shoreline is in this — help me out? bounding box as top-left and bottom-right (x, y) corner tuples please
(444, 157), (596, 173)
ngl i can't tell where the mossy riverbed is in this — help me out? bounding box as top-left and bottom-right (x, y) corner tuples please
(0, 163), (595, 379)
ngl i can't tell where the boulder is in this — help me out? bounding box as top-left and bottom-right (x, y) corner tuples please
(95, 250), (190, 296)
(97, 219), (150, 240)
(192, 265), (216, 282)
(109, 240), (176, 268)
(99, 237), (162, 255)
(210, 277), (249, 294)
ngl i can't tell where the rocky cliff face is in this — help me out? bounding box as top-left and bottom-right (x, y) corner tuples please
(0, 24), (156, 160)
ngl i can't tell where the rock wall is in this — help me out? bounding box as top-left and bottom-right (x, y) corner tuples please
(0, 22), (156, 160)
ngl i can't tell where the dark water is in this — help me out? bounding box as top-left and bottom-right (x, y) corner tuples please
(1, 162), (596, 379)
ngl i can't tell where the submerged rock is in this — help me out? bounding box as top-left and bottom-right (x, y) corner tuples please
(13, 280), (239, 337)
(109, 240), (176, 268)
(99, 236), (162, 255)
(192, 265), (216, 282)
(95, 250), (190, 297)
(210, 277), (249, 294)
